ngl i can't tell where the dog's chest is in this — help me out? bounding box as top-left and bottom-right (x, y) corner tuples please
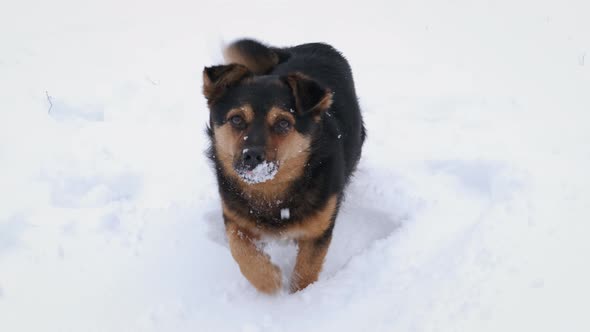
(245, 198), (295, 227)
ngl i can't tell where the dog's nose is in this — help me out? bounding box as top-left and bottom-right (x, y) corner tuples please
(242, 147), (265, 169)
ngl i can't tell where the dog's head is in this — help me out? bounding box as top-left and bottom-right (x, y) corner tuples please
(203, 64), (332, 186)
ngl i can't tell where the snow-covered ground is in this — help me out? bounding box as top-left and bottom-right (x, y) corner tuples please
(1, 0), (589, 331)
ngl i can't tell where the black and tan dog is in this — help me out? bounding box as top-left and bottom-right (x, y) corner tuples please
(203, 39), (365, 293)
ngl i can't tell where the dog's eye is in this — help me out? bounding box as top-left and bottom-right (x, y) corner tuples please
(229, 115), (245, 128)
(274, 119), (291, 133)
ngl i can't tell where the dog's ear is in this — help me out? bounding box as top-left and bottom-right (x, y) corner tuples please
(284, 73), (333, 119)
(203, 64), (251, 104)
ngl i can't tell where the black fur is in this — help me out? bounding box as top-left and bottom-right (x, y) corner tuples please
(205, 39), (365, 233)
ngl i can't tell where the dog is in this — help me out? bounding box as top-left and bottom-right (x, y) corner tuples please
(203, 39), (365, 293)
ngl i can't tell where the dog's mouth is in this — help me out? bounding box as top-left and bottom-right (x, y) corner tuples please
(235, 161), (279, 184)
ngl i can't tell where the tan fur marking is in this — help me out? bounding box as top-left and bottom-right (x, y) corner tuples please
(288, 195), (337, 292)
(234, 106), (310, 199)
(202, 65), (250, 103)
(224, 44), (278, 75)
(275, 131), (310, 164)
(312, 90), (333, 122)
(202, 72), (214, 98)
(202, 71), (220, 102)
(213, 105), (253, 182)
(226, 104), (254, 123)
(287, 195), (337, 239)
(225, 221), (282, 294)
(290, 237), (331, 292)
(266, 107), (295, 127)
(244, 131), (310, 201)
(222, 195), (337, 293)
(286, 73), (333, 120)
(222, 201), (260, 236)
(213, 125), (239, 173)
(213, 103), (313, 205)
(213, 122), (295, 201)
(214, 106), (311, 201)
(222, 194), (337, 241)
(316, 90), (333, 110)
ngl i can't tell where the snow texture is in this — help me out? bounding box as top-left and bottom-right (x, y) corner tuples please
(1, 0), (590, 331)
(237, 161), (279, 184)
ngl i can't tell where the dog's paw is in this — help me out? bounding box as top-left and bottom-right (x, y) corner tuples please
(246, 262), (282, 294)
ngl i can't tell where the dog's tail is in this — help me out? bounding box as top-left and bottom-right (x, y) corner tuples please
(223, 39), (288, 75)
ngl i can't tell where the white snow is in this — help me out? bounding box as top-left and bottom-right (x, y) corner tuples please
(1, 0), (590, 331)
(237, 161), (279, 184)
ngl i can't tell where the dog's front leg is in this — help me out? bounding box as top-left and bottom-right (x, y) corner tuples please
(290, 228), (333, 293)
(225, 221), (282, 294)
